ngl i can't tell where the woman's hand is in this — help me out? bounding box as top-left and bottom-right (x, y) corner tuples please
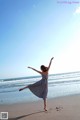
(51, 57), (54, 61)
(28, 66), (32, 69)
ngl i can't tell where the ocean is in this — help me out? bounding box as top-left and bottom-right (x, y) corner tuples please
(0, 71), (80, 104)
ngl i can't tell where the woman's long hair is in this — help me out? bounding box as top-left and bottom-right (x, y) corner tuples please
(40, 65), (48, 72)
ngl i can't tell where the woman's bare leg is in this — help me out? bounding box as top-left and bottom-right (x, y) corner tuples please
(19, 86), (28, 91)
(44, 98), (47, 111)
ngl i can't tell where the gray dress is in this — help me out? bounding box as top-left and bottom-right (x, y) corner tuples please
(28, 74), (48, 100)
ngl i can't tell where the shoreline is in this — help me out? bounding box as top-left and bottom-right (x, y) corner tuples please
(0, 93), (80, 106)
(0, 94), (80, 120)
(0, 93), (80, 105)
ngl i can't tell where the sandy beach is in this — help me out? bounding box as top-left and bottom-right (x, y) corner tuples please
(0, 94), (80, 120)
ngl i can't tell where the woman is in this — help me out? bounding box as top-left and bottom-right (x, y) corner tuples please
(19, 57), (54, 111)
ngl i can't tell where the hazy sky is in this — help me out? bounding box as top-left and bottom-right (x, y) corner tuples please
(0, 0), (80, 79)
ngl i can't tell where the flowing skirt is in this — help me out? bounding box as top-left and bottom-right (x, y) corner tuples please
(28, 79), (48, 100)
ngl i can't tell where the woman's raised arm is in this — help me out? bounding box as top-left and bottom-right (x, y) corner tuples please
(28, 66), (42, 74)
(47, 57), (54, 71)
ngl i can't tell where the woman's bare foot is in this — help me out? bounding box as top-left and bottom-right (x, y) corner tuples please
(44, 108), (48, 111)
(19, 86), (28, 91)
(19, 88), (23, 91)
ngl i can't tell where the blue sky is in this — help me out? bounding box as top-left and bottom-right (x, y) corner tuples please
(0, 0), (80, 78)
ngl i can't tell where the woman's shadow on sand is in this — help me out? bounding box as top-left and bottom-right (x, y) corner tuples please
(8, 110), (45, 120)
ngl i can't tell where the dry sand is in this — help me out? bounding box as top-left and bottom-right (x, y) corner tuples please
(0, 95), (80, 120)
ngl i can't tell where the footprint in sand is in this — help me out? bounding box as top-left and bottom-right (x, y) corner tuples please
(55, 106), (63, 111)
